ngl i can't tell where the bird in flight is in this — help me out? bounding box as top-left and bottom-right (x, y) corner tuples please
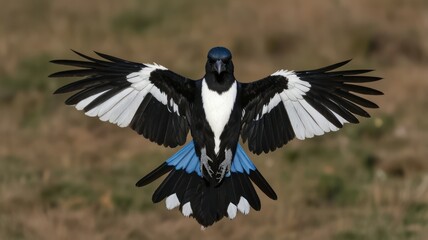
(50, 46), (382, 227)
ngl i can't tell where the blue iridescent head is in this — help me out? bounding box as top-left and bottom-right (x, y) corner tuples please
(206, 47), (233, 75)
(207, 47), (232, 61)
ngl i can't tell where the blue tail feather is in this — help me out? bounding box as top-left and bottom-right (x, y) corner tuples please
(166, 141), (202, 176)
(137, 140), (277, 227)
(166, 141), (256, 177)
(231, 144), (256, 174)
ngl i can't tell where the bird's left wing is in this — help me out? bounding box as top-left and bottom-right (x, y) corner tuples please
(50, 51), (196, 148)
(240, 60), (383, 154)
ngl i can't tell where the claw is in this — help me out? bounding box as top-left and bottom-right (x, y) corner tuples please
(216, 163), (229, 182)
(216, 149), (233, 182)
(200, 148), (214, 177)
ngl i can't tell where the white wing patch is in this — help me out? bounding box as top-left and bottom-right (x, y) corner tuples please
(255, 93), (281, 121)
(72, 63), (181, 128)
(75, 91), (107, 111)
(127, 63), (167, 84)
(254, 70), (348, 140)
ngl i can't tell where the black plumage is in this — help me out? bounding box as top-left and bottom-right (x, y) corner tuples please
(50, 47), (382, 227)
(240, 61), (383, 154)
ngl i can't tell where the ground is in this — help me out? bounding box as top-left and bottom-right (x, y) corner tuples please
(1, 0), (428, 239)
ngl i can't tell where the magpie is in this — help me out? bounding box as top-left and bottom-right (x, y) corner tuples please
(50, 47), (383, 227)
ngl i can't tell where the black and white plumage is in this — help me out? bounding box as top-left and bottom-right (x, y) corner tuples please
(50, 47), (382, 227)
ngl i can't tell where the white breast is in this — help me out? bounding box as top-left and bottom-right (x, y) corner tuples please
(201, 79), (237, 154)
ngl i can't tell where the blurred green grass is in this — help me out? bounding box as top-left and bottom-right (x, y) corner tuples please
(1, 54), (54, 96)
(1, 0), (428, 239)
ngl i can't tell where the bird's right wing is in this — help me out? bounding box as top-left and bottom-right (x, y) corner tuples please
(50, 51), (196, 148)
(240, 60), (383, 154)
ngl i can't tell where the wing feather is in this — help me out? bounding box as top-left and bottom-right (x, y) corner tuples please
(51, 51), (196, 147)
(241, 60), (382, 154)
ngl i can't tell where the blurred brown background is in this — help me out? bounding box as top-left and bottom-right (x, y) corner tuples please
(1, 0), (427, 239)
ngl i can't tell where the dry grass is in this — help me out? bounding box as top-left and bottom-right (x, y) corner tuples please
(1, 0), (428, 239)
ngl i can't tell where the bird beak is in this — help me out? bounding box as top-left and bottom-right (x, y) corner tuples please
(214, 60), (226, 74)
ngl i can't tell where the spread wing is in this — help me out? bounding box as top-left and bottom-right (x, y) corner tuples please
(50, 51), (196, 148)
(240, 60), (383, 154)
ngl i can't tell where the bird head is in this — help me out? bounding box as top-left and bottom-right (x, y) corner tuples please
(206, 47), (233, 75)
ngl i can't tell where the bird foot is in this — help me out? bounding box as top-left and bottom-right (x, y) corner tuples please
(200, 148), (214, 177)
(216, 149), (232, 182)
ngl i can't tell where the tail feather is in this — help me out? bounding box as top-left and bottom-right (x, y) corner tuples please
(249, 169), (278, 200)
(135, 162), (172, 187)
(136, 141), (277, 227)
(235, 173), (261, 210)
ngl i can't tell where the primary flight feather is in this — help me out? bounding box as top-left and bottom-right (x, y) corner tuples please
(50, 47), (382, 227)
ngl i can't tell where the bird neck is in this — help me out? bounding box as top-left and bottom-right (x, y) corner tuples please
(204, 72), (235, 94)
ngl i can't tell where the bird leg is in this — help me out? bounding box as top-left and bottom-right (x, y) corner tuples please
(200, 148), (214, 177)
(217, 149), (232, 182)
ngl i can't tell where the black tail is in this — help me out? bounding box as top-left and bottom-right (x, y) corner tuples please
(136, 142), (277, 227)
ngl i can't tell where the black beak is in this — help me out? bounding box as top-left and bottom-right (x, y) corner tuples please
(214, 60), (226, 74)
